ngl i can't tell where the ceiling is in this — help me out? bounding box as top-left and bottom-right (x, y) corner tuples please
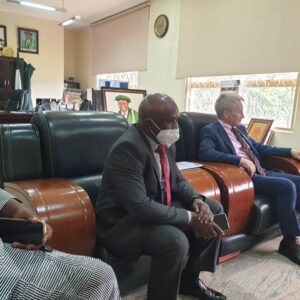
(0, 0), (147, 28)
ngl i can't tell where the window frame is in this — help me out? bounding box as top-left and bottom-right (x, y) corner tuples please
(185, 73), (299, 131)
(97, 71), (139, 90)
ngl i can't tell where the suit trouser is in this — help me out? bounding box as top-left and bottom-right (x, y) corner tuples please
(142, 198), (223, 300)
(252, 171), (300, 238)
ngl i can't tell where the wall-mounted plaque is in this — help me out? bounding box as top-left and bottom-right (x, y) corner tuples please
(247, 118), (273, 144)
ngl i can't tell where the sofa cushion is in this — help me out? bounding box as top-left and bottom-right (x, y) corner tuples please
(0, 124), (42, 185)
(176, 112), (218, 161)
(31, 111), (128, 178)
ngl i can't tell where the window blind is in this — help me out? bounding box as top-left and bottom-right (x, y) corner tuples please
(177, 0), (300, 78)
(92, 4), (150, 74)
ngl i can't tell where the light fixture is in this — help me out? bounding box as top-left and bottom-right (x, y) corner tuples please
(6, 0), (67, 13)
(59, 15), (81, 26)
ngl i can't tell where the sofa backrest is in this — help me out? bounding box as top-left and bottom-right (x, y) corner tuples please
(0, 123), (42, 186)
(176, 112), (217, 161)
(31, 111), (128, 204)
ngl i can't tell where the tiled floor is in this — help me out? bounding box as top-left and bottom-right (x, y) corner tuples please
(123, 236), (300, 300)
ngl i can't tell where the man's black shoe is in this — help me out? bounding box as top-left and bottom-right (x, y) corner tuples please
(179, 279), (226, 300)
(278, 238), (300, 265)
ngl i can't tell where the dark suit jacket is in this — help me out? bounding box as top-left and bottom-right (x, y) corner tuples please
(96, 125), (200, 259)
(198, 121), (291, 165)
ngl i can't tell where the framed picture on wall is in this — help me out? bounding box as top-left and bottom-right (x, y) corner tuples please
(0, 25), (7, 47)
(101, 87), (147, 124)
(18, 27), (39, 54)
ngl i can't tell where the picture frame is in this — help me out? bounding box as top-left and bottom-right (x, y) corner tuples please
(18, 27), (39, 54)
(0, 25), (7, 47)
(62, 88), (82, 111)
(247, 118), (274, 144)
(101, 87), (147, 124)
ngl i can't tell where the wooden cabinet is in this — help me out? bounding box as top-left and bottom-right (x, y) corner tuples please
(0, 57), (25, 110)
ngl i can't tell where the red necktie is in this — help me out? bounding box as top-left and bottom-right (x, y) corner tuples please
(232, 127), (266, 176)
(156, 144), (172, 206)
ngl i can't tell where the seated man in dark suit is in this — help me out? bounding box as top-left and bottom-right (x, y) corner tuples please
(96, 93), (226, 300)
(198, 91), (300, 265)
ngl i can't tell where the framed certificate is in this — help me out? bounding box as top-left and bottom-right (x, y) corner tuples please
(247, 118), (273, 144)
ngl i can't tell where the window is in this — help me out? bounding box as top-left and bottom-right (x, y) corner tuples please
(97, 71), (139, 89)
(186, 72), (298, 129)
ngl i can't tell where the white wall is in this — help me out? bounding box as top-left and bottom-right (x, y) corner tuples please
(0, 11), (64, 104)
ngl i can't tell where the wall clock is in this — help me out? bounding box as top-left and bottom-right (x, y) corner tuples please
(154, 14), (169, 38)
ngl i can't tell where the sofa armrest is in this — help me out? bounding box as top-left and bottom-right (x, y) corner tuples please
(181, 168), (221, 202)
(262, 156), (300, 175)
(4, 178), (96, 256)
(200, 162), (254, 235)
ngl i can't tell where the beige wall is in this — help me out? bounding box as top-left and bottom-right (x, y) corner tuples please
(139, 0), (185, 111)
(0, 11), (64, 104)
(2, 1), (299, 148)
(73, 0), (186, 110)
(64, 29), (76, 81)
(69, 0), (300, 148)
(65, 27), (95, 88)
(75, 27), (95, 89)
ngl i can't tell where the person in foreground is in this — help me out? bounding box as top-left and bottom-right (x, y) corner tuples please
(96, 93), (226, 300)
(0, 188), (120, 300)
(198, 91), (300, 265)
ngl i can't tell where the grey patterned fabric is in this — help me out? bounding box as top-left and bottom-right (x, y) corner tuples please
(0, 189), (14, 210)
(0, 189), (120, 300)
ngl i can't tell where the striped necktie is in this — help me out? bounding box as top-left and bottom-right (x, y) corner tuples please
(232, 127), (266, 176)
(156, 144), (172, 206)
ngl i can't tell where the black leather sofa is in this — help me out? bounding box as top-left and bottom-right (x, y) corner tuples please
(32, 112), (154, 294)
(0, 111), (151, 295)
(0, 111), (298, 296)
(176, 112), (300, 259)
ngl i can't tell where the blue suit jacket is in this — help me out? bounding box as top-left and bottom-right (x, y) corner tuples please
(198, 121), (291, 166)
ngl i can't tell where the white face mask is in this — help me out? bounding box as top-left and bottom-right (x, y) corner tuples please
(147, 118), (180, 148)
